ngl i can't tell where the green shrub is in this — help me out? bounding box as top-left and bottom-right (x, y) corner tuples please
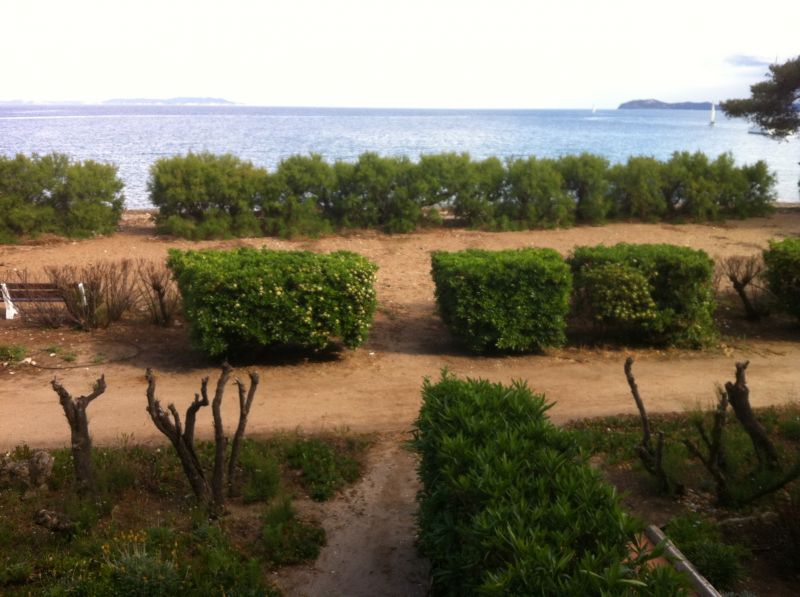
(665, 513), (747, 590)
(569, 243), (717, 347)
(452, 156), (505, 227)
(167, 247), (378, 356)
(503, 157), (575, 227)
(0, 153), (123, 241)
(260, 154), (335, 237)
(609, 156), (667, 220)
(148, 152), (266, 237)
(555, 153), (611, 224)
(763, 236), (800, 319)
(412, 373), (688, 596)
(431, 248), (572, 352)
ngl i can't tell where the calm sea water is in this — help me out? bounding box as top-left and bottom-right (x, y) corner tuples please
(1, 104), (798, 208)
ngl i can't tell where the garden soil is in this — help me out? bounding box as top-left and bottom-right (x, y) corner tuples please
(1, 207), (799, 595)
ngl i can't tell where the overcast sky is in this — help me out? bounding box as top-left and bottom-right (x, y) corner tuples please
(2, 0), (797, 109)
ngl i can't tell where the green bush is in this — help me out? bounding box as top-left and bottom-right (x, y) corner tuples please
(261, 154), (335, 237)
(665, 513), (747, 590)
(167, 247), (378, 356)
(412, 373), (688, 596)
(503, 157), (574, 227)
(609, 156), (667, 221)
(763, 236), (800, 319)
(148, 152), (266, 238)
(569, 243), (717, 347)
(145, 151), (776, 238)
(431, 248), (572, 352)
(0, 153), (123, 241)
(556, 153), (611, 224)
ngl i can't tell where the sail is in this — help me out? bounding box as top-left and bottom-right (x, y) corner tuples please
(710, 102), (716, 125)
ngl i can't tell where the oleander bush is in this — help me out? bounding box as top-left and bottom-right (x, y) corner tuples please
(167, 247), (378, 356)
(569, 243), (717, 347)
(412, 373), (688, 596)
(0, 153), (124, 242)
(431, 248), (572, 352)
(146, 151), (776, 239)
(763, 236), (800, 319)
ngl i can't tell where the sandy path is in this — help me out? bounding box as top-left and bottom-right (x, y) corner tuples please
(1, 210), (799, 451)
(274, 433), (429, 597)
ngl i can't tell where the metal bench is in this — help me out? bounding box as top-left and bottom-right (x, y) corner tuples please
(1, 282), (86, 320)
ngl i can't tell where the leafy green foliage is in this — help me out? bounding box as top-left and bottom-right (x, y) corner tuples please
(609, 156), (667, 221)
(284, 437), (362, 501)
(148, 152), (266, 239)
(569, 243), (717, 347)
(501, 157), (574, 228)
(0, 153), (123, 242)
(412, 373), (688, 596)
(147, 151), (777, 239)
(722, 55), (800, 139)
(665, 513), (747, 589)
(556, 152), (612, 223)
(763, 236), (800, 319)
(0, 345), (26, 363)
(167, 247), (378, 356)
(431, 248), (572, 352)
(0, 433), (365, 596)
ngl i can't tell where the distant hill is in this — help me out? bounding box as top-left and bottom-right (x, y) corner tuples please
(618, 99), (713, 110)
(102, 97), (236, 106)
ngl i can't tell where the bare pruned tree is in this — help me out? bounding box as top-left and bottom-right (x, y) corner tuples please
(145, 363), (260, 515)
(51, 375), (107, 495)
(624, 357), (683, 494)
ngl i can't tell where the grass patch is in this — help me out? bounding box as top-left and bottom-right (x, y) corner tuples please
(0, 344), (26, 363)
(0, 432), (367, 595)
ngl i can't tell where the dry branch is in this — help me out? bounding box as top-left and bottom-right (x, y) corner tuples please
(624, 357), (682, 494)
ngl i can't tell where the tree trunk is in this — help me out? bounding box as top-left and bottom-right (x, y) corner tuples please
(211, 364), (233, 515)
(228, 371), (260, 497)
(725, 361), (780, 470)
(51, 376), (106, 496)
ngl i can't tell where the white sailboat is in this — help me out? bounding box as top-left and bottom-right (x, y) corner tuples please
(709, 102), (716, 126)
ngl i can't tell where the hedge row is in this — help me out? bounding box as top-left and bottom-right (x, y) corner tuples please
(764, 236), (800, 320)
(0, 153), (124, 242)
(412, 373), (688, 595)
(148, 151), (776, 239)
(167, 248), (378, 356)
(431, 244), (717, 351)
(569, 244), (717, 347)
(431, 248), (572, 352)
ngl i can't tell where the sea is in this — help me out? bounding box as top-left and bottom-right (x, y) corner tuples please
(1, 104), (798, 209)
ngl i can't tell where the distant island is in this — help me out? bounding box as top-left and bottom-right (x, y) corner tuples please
(618, 99), (713, 110)
(102, 97), (236, 106)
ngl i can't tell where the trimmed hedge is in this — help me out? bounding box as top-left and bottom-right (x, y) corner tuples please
(569, 243), (717, 347)
(763, 236), (800, 319)
(167, 248), (378, 356)
(146, 151), (776, 239)
(0, 152), (124, 242)
(431, 248), (572, 352)
(412, 373), (688, 596)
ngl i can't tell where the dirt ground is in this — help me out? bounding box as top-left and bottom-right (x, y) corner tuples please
(1, 208), (799, 595)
